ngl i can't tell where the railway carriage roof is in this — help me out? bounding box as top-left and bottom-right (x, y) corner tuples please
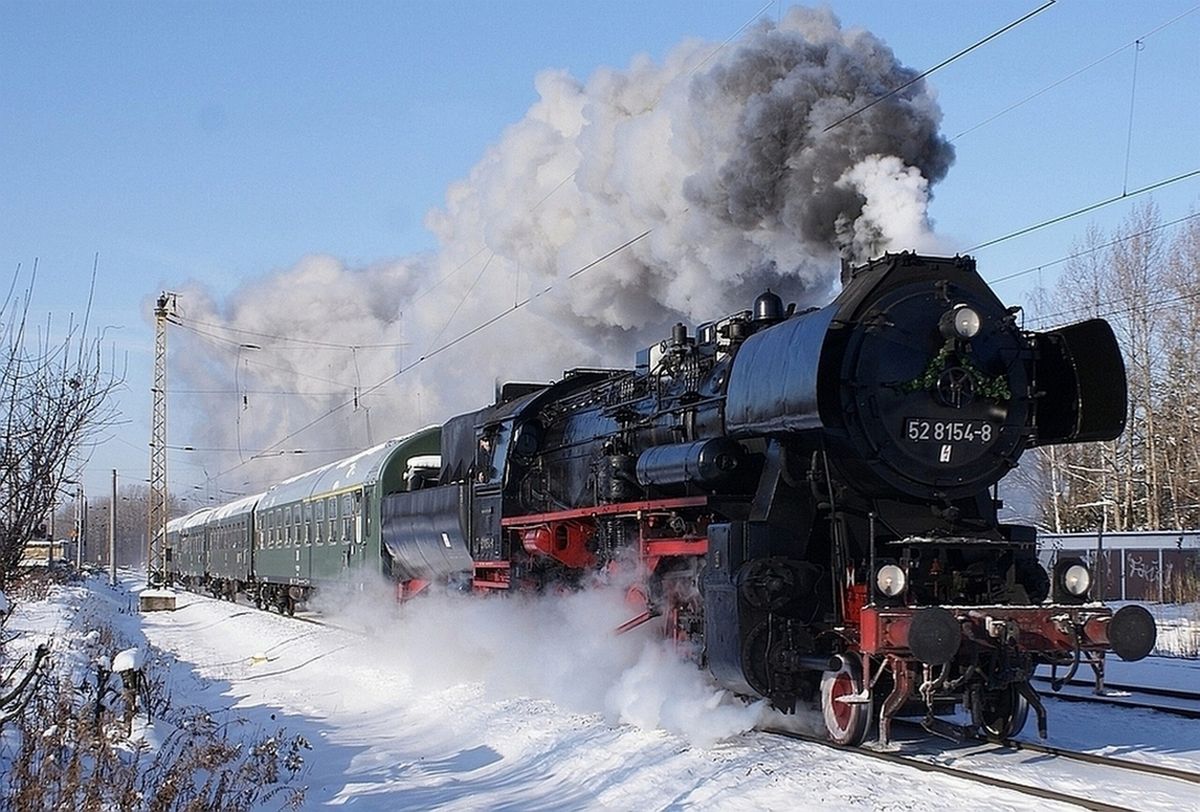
(257, 425), (440, 510)
(209, 492), (264, 523)
(171, 508), (215, 533)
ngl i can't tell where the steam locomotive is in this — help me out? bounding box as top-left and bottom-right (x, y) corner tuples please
(167, 252), (1157, 746)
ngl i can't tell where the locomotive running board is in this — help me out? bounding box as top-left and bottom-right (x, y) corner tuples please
(501, 496), (709, 526)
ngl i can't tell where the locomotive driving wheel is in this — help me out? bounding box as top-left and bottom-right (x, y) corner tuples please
(820, 656), (871, 746)
(978, 684), (1030, 738)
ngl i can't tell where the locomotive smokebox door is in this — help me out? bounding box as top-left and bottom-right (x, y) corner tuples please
(831, 261), (1033, 500)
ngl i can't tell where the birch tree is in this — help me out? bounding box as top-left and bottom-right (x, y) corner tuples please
(1031, 204), (1200, 531)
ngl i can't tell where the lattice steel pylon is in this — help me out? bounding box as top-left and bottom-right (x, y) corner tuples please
(147, 292), (176, 588)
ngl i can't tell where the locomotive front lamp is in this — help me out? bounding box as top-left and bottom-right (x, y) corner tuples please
(875, 563), (907, 597)
(940, 304), (981, 340)
(1062, 563), (1091, 596)
(1052, 556), (1093, 603)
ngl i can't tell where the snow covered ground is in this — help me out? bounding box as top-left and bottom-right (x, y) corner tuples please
(1142, 602), (1200, 658)
(4, 573), (1199, 810)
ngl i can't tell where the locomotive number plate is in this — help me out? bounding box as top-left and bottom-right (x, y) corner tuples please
(905, 418), (994, 444)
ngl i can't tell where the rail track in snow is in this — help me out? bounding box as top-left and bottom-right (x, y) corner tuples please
(1034, 674), (1200, 720)
(765, 721), (1200, 812)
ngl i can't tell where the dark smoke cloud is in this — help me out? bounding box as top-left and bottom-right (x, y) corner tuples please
(686, 12), (953, 248)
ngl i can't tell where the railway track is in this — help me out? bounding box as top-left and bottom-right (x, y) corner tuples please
(766, 720), (1200, 812)
(984, 731), (1200, 786)
(763, 726), (1132, 812)
(1035, 674), (1200, 719)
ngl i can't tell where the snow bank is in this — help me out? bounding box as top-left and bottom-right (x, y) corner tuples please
(112, 646), (144, 672)
(1147, 602), (1200, 658)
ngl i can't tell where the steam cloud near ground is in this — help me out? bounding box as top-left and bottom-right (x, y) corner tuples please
(311, 577), (814, 747)
(173, 5), (954, 486)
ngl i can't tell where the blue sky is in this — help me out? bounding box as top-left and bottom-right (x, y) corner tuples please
(2, 1), (1198, 502)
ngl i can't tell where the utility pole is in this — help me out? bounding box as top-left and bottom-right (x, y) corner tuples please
(109, 468), (117, 586)
(74, 482), (83, 569)
(143, 292), (177, 611)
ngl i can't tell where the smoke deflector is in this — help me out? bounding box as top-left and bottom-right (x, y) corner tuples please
(1032, 319), (1128, 445)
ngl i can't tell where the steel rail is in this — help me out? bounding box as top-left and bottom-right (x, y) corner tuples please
(1033, 673), (1200, 703)
(891, 719), (1200, 787)
(1037, 686), (1200, 720)
(988, 733), (1200, 786)
(763, 727), (1133, 812)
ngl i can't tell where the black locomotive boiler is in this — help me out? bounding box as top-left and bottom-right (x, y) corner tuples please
(381, 251), (1156, 745)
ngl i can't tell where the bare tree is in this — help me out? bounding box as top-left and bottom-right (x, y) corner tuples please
(81, 484), (188, 569)
(0, 262), (123, 587)
(1159, 215), (1200, 529)
(1030, 204), (1200, 532)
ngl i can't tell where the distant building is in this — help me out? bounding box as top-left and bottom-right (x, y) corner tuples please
(20, 538), (74, 568)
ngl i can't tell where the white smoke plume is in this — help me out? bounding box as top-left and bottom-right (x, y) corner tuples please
(169, 5), (954, 487)
(313, 578), (765, 747)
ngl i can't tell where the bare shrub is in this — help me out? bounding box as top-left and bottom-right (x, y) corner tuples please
(1, 614), (309, 810)
(0, 262), (124, 587)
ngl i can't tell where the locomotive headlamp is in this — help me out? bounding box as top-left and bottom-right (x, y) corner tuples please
(875, 564), (907, 598)
(1052, 556), (1092, 603)
(940, 304), (982, 340)
(1062, 563), (1091, 596)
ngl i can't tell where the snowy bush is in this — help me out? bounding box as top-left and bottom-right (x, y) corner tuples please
(0, 581), (311, 810)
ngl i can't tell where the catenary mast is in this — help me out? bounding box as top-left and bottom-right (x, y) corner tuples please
(146, 292), (175, 594)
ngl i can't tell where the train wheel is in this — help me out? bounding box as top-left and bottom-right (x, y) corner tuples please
(821, 657), (871, 746)
(979, 685), (1030, 738)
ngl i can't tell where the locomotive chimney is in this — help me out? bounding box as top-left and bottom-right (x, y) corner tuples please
(672, 322), (688, 346)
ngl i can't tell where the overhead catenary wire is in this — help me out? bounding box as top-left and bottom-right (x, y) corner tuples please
(170, 322), (353, 388)
(424, 251), (496, 354)
(968, 169), (1200, 252)
(167, 444), (362, 455)
(170, 388), (355, 396)
(986, 211), (1200, 286)
(211, 228), (653, 481)
(166, 316), (410, 350)
(823, 0), (1057, 133)
(1122, 38), (1144, 196)
(688, 0), (774, 76)
(952, 4), (1199, 141)
(1028, 286), (1200, 330)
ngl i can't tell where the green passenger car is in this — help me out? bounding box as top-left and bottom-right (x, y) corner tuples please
(168, 507), (214, 589)
(250, 426), (441, 613)
(207, 493), (262, 599)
